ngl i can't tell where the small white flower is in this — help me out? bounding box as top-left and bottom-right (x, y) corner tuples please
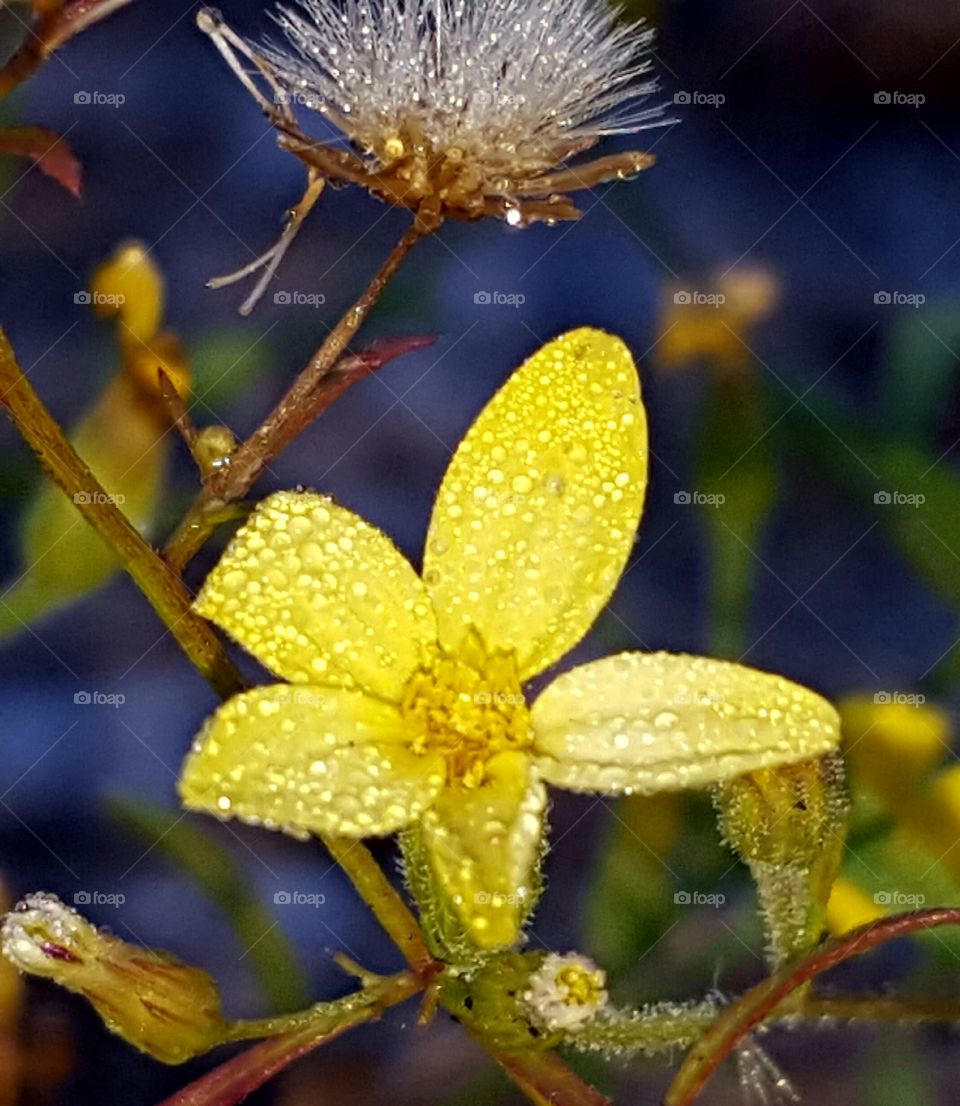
(523, 952), (609, 1031)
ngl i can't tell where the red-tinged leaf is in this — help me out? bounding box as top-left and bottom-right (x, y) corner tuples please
(0, 126), (81, 196)
(0, 0), (134, 95)
(664, 907), (960, 1106)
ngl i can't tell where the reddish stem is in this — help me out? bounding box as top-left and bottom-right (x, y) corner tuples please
(664, 907), (960, 1106)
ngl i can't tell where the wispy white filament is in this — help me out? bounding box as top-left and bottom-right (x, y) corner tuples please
(263, 0), (662, 164)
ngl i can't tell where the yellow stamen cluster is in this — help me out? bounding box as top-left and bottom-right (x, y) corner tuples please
(401, 636), (530, 788)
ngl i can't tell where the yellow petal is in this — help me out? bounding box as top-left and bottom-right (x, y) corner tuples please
(422, 328), (647, 681)
(417, 752), (545, 950)
(531, 652), (840, 794)
(196, 491), (437, 700)
(179, 685), (445, 839)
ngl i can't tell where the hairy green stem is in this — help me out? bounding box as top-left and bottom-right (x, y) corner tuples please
(157, 971), (421, 1106)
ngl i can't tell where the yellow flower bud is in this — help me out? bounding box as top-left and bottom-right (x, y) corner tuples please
(714, 753), (849, 964)
(1, 895), (229, 1064)
(91, 240), (164, 345)
(194, 426), (238, 477)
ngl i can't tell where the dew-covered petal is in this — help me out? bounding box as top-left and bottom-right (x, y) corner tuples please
(195, 490), (437, 700)
(417, 752), (546, 950)
(423, 329), (647, 681)
(178, 685), (445, 839)
(531, 652), (840, 794)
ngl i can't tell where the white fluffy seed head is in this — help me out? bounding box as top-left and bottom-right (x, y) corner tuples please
(263, 0), (663, 173)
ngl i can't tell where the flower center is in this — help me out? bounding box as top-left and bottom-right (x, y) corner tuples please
(400, 632), (531, 787)
(370, 123), (490, 219)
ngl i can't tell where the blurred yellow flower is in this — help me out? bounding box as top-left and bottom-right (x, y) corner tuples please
(180, 328), (840, 950)
(657, 267), (780, 374)
(825, 876), (886, 936)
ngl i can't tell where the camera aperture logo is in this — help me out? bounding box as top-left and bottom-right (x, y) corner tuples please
(273, 891), (326, 907)
(474, 290), (526, 308)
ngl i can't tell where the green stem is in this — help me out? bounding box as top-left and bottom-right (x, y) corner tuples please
(0, 331), (244, 699)
(222, 969), (420, 1042)
(157, 971), (421, 1106)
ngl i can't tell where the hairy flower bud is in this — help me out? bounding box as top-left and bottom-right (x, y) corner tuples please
(714, 752), (849, 965)
(1, 894), (229, 1064)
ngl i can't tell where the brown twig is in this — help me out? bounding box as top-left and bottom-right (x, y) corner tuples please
(162, 224), (429, 572)
(0, 330), (245, 699)
(664, 907), (960, 1106)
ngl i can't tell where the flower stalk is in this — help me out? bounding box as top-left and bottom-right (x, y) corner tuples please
(162, 222), (428, 572)
(0, 330), (244, 699)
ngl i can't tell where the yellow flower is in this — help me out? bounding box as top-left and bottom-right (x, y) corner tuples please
(179, 328), (840, 950)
